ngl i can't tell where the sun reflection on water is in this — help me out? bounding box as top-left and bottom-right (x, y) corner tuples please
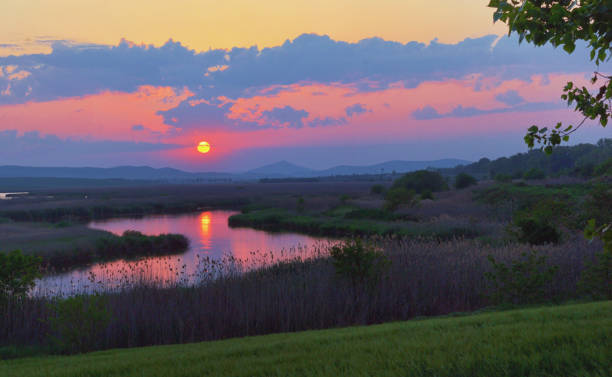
(34, 210), (332, 296)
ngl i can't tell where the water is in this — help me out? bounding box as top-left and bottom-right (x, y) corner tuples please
(34, 210), (332, 296)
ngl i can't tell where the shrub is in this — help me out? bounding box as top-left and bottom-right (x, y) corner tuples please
(523, 168), (546, 180)
(297, 196), (305, 213)
(485, 250), (558, 305)
(513, 217), (560, 245)
(579, 220), (611, 300)
(454, 173), (477, 189)
(384, 187), (417, 211)
(593, 157), (612, 177)
(494, 173), (512, 183)
(391, 170), (448, 195)
(582, 184), (612, 226)
(330, 239), (390, 291)
(46, 295), (112, 354)
(420, 189), (434, 200)
(370, 184), (385, 195)
(0, 250), (41, 300)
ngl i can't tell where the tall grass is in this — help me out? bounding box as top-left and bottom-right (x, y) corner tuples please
(0, 237), (599, 355)
(3, 301), (610, 377)
(228, 209), (495, 239)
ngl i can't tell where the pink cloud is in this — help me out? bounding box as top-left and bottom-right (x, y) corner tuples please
(0, 85), (192, 141)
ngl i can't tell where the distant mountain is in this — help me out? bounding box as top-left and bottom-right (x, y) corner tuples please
(0, 165), (232, 181)
(0, 158), (470, 183)
(318, 159), (470, 176)
(244, 161), (315, 178)
(245, 159), (470, 178)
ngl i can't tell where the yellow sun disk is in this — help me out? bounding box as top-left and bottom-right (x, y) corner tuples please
(197, 141), (210, 154)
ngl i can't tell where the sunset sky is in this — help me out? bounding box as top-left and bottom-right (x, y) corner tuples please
(1, 0), (608, 171)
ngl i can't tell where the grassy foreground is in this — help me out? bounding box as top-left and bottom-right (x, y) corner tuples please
(3, 301), (610, 377)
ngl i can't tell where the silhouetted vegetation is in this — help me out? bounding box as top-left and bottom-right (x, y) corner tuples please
(454, 173), (477, 189)
(369, 184), (385, 195)
(0, 250), (41, 300)
(383, 187), (417, 211)
(229, 208), (483, 239)
(391, 170), (448, 195)
(485, 250), (558, 305)
(523, 167), (546, 180)
(440, 138), (612, 179)
(45, 295), (112, 354)
(4, 301), (610, 376)
(41, 231), (189, 270)
(0, 200), (248, 224)
(330, 239), (389, 292)
(0, 237), (601, 356)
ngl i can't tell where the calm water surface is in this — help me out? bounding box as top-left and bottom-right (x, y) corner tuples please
(35, 210), (332, 296)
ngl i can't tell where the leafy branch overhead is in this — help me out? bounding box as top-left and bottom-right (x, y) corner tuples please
(489, 0), (611, 153)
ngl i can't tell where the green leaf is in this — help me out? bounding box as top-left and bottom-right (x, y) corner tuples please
(563, 42), (576, 54)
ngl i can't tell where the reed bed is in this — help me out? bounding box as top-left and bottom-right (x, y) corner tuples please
(0, 237), (600, 355)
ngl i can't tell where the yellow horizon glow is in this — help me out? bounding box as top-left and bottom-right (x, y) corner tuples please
(1, 0), (505, 55)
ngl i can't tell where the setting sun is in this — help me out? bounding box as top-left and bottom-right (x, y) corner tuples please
(197, 141), (211, 154)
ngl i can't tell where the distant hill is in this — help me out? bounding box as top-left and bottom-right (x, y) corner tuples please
(439, 138), (612, 179)
(0, 159), (470, 183)
(244, 161), (316, 178)
(0, 165), (232, 181)
(318, 159), (470, 177)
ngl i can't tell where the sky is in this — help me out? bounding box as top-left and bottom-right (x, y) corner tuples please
(0, 0), (609, 171)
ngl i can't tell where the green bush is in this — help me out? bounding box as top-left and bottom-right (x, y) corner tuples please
(420, 189), (434, 200)
(297, 196), (305, 213)
(494, 173), (512, 183)
(384, 187), (417, 211)
(370, 184), (385, 195)
(513, 217), (560, 245)
(582, 184), (612, 226)
(579, 220), (611, 300)
(46, 294), (112, 354)
(0, 250), (41, 300)
(485, 250), (558, 305)
(330, 239), (390, 290)
(523, 168), (546, 180)
(391, 170), (448, 195)
(594, 157), (612, 177)
(454, 173), (477, 189)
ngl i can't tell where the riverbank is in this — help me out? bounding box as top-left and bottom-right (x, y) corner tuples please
(0, 222), (189, 271)
(1, 236), (600, 356)
(2, 301), (610, 376)
(0, 181), (376, 223)
(228, 207), (491, 239)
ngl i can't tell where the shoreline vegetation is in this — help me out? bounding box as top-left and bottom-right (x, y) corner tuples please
(2, 301), (610, 377)
(1, 236), (603, 358)
(42, 230), (190, 271)
(228, 207), (485, 239)
(0, 222), (189, 271)
(0, 199), (248, 224)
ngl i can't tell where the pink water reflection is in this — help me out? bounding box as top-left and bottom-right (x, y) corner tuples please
(35, 210), (332, 296)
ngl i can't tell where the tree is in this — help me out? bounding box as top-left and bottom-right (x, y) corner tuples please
(489, 0), (611, 297)
(454, 173), (478, 189)
(488, 0), (610, 153)
(384, 186), (417, 211)
(0, 250), (41, 299)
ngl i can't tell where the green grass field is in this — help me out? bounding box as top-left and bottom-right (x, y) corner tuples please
(2, 301), (610, 377)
